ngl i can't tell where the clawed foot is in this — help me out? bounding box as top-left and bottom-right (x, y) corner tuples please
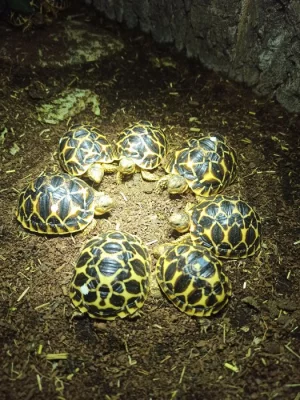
(197, 318), (212, 334)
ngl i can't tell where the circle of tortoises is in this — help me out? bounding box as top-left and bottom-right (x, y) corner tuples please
(15, 121), (261, 319)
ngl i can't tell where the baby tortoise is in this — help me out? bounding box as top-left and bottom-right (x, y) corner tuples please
(70, 230), (151, 320)
(116, 120), (167, 183)
(16, 173), (114, 235)
(6, 0), (71, 31)
(59, 124), (118, 183)
(158, 134), (237, 197)
(156, 242), (232, 317)
(169, 195), (261, 259)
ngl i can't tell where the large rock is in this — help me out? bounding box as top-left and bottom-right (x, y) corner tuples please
(90, 0), (300, 113)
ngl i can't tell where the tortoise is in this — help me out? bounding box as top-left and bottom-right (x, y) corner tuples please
(156, 242), (232, 317)
(38, 0), (72, 21)
(157, 134), (237, 197)
(69, 230), (151, 320)
(59, 124), (118, 183)
(44, 0), (72, 12)
(169, 195), (262, 259)
(15, 173), (114, 235)
(6, 0), (71, 30)
(5, 0), (38, 31)
(116, 120), (167, 182)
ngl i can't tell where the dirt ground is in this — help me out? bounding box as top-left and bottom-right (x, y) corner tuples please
(1, 3), (300, 400)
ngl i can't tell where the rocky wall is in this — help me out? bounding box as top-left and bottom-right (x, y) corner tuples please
(89, 0), (300, 113)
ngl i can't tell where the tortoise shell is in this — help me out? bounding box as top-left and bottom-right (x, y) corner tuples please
(69, 230), (151, 320)
(59, 125), (117, 179)
(165, 134), (237, 196)
(45, 0), (71, 11)
(156, 242), (232, 317)
(188, 195), (262, 258)
(6, 0), (70, 29)
(7, 10), (34, 28)
(116, 121), (167, 170)
(15, 173), (110, 235)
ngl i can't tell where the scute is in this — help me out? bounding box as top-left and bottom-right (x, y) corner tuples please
(69, 230), (151, 320)
(99, 258), (123, 276)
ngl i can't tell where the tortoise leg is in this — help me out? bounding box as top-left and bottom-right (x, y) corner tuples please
(127, 309), (145, 319)
(81, 219), (97, 236)
(22, 18), (33, 32)
(116, 171), (123, 184)
(196, 318), (212, 334)
(116, 169), (134, 184)
(149, 274), (163, 300)
(103, 164), (119, 174)
(140, 170), (160, 181)
(171, 233), (194, 245)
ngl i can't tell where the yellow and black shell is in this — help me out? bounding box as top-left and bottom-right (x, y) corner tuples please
(7, 11), (31, 28)
(58, 125), (118, 180)
(6, 0), (37, 29)
(156, 242), (232, 317)
(6, 0), (71, 30)
(116, 121), (167, 170)
(165, 134), (237, 196)
(69, 230), (151, 320)
(44, 0), (71, 12)
(188, 195), (262, 258)
(16, 173), (104, 235)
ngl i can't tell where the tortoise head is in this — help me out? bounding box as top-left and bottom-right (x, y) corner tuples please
(167, 174), (188, 194)
(169, 211), (190, 233)
(87, 164), (105, 183)
(152, 242), (175, 259)
(93, 192), (114, 215)
(119, 157), (136, 175)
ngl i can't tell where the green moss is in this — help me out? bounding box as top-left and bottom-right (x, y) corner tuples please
(36, 88), (100, 124)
